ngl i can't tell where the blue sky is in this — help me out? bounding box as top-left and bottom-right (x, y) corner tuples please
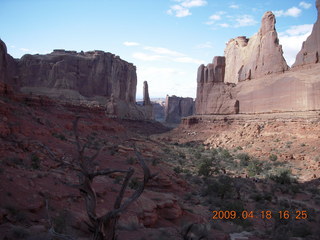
(0, 0), (318, 99)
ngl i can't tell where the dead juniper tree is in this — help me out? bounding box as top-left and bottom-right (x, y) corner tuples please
(41, 117), (151, 240)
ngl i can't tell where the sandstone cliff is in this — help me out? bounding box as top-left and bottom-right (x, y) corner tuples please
(195, 56), (239, 115)
(224, 11), (288, 84)
(293, 0), (320, 66)
(0, 40), (153, 120)
(195, 4), (320, 115)
(0, 39), (17, 85)
(165, 95), (194, 124)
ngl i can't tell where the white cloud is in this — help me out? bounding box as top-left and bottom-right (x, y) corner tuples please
(299, 1), (312, 9)
(167, 5), (191, 17)
(181, 0), (207, 8)
(133, 45), (204, 65)
(219, 23), (230, 28)
(144, 46), (184, 56)
(132, 52), (164, 61)
(230, 4), (239, 9)
(278, 24), (313, 66)
(174, 56), (205, 64)
(123, 41), (140, 47)
(196, 41), (214, 48)
(235, 15), (257, 27)
(274, 7), (302, 17)
(136, 66), (189, 98)
(167, 0), (207, 17)
(20, 48), (30, 52)
(205, 11), (226, 25)
(209, 14), (221, 21)
(280, 24), (313, 36)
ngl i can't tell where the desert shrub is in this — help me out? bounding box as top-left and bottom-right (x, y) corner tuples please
(202, 176), (233, 199)
(129, 177), (141, 190)
(269, 154), (278, 161)
(52, 132), (66, 141)
(126, 157), (135, 165)
(247, 160), (262, 177)
(178, 152), (186, 159)
(194, 151), (202, 159)
(269, 169), (292, 184)
(31, 153), (40, 169)
(198, 158), (213, 177)
(152, 158), (160, 166)
(218, 148), (232, 160)
(173, 166), (183, 174)
(237, 153), (250, 166)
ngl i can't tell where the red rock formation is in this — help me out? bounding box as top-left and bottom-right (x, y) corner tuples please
(0, 39), (17, 85)
(0, 39), (153, 120)
(293, 0), (320, 66)
(165, 95), (194, 123)
(224, 11), (288, 83)
(17, 50), (137, 104)
(195, 56), (239, 115)
(143, 81), (151, 106)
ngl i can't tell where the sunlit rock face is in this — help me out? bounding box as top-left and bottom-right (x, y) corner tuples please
(293, 0), (320, 67)
(224, 11), (288, 84)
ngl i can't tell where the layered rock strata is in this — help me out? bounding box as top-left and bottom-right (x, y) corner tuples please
(224, 11), (288, 84)
(165, 95), (194, 124)
(0, 39), (152, 120)
(195, 56), (239, 114)
(293, 0), (320, 66)
(195, 5), (320, 115)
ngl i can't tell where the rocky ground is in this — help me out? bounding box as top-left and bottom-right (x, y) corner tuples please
(1, 84), (320, 239)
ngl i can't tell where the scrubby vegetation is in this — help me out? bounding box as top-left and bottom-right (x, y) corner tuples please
(159, 141), (320, 239)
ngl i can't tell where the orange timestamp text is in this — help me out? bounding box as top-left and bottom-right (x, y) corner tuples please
(212, 210), (308, 220)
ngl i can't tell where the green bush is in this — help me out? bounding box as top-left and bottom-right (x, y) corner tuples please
(237, 153), (250, 166)
(269, 154), (278, 161)
(173, 166), (183, 174)
(129, 177), (141, 190)
(269, 169), (292, 184)
(247, 160), (262, 177)
(31, 153), (40, 169)
(203, 176), (233, 199)
(198, 158), (213, 177)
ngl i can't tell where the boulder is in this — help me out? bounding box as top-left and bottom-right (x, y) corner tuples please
(224, 11), (288, 83)
(293, 0), (320, 66)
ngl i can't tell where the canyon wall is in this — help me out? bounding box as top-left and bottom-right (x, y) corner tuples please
(195, 56), (239, 114)
(293, 0), (320, 67)
(195, 2), (320, 115)
(165, 95), (194, 124)
(224, 12), (288, 84)
(0, 39), (152, 120)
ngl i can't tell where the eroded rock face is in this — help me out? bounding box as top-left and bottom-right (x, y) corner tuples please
(224, 11), (288, 83)
(195, 56), (239, 115)
(293, 0), (320, 66)
(0, 39), (154, 119)
(0, 39), (17, 85)
(143, 81), (151, 106)
(165, 95), (194, 124)
(17, 50), (137, 103)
